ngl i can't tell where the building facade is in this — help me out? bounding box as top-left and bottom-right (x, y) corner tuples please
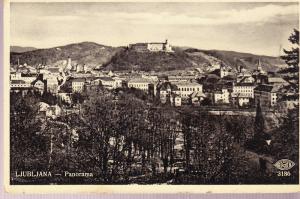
(254, 84), (279, 108)
(173, 82), (203, 98)
(232, 83), (255, 98)
(72, 78), (85, 93)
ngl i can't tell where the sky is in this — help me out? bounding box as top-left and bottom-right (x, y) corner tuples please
(10, 2), (299, 56)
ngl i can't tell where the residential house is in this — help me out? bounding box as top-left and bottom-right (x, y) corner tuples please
(170, 93), (182, 107)
(231, 93), (252, 107)
(58, 92), (72, 104)
(38, 102), (62, 119)
(32, 80), (45, 94)
(157, 82), (178, 104)
(214, 88), (230, 104)
(190, 91), (206, 106)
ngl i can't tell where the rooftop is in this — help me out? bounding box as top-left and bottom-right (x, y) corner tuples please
(173, 81), (202, 87)
(48, 67), (61, 73)
(190, 91), (206, 98)
(21, 73), (37, 77)
(128, 78), (153, 83)
(99, 77), (114, 81)
(254, 84), (281, 92)
(72, 78), (85, 83)
(11, 80), (26, 84)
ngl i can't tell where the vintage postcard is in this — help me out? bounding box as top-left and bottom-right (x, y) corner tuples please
(3, 0), (300, 193)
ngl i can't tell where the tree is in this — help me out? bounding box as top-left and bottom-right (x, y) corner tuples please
(71, 92), (85, 104)
(280, 29), (299, 87)
(10, 92), (48, 183)
(246, 101), (267, 153)
(271, 108), (299, 183)
(41, 91), (58, 105)
(254, 101), (265, 136)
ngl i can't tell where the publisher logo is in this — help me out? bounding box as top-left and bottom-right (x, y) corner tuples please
(274, 159), (295, 171)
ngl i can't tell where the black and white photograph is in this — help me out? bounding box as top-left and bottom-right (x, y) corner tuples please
(7, 1), (299, 187)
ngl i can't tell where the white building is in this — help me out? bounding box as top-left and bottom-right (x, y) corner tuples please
(99, 77), (117, 90)
(46, 75), (59, 93)
(170, 93), (182, 107)
(58, 92), (72, 104)
(10, 72), (37, 84)
(214, 88), (230, 104)
(173, 82), (203, 98)
(112, 77), (123, 88)
(231, 93), (252, 107)
(10, 72), (21, 80)
(220, 68), (229, 78)
(10, 80), (31, 88)
(232, 83), (255, 98)
(129, 40), (173, 52)
(72, 78), (85, 93)
(33, 80), (45, 94)
(128, 78), (152, 92)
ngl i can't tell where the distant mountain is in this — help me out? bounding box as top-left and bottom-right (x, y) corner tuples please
(10, 46), (37, 53)
(191, 49), (285, 72)
(10, 42), (121, 68)
(10, 42), (285, 72)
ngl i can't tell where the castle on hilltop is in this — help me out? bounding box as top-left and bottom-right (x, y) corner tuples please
(129, 40), (173, 52)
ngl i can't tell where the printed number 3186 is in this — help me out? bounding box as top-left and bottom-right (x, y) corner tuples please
(277, 171), (291, 177)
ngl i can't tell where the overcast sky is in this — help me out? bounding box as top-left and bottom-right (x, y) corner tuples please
(11, 2), (299, 56)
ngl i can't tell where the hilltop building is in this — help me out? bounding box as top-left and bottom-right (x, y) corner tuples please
(129, 40), (173, 52)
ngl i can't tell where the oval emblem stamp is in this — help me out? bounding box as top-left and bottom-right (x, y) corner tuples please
(274, 159), (295, 171)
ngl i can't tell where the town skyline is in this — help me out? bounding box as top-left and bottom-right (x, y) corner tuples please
(11, 2), (299, 56)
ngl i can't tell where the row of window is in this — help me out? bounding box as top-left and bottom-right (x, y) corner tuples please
(11, 84), (29, 87)
(129, 84), (148, 88)
(178, 87), (201, 92)
(233, 89), (253, 92)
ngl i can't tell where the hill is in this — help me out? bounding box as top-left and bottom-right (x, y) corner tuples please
(10, 42), (285, 72)
(194, 49), (285, 72)
(10, 46), (37, 53)
(104, 47), (284, 72)
(10, 42), (121, 68)
(104, 47), (194, 71)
